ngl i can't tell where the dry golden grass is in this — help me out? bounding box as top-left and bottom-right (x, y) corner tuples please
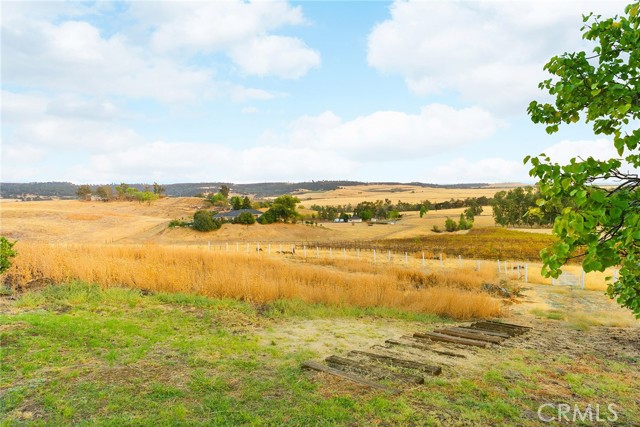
(7, 242), (504, 320)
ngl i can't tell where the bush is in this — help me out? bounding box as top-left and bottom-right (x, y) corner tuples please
(168, 219), (191, 228)
(431, 225), (441, 233)
(444, 217), (459, 232)
(192, 211), (221, 232)
(0, 237), (17, 274)
(234, 212), (256, 225)
(458, 213), (473, 230)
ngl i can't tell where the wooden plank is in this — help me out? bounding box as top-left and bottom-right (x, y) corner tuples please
(414, 331), (490, 348)
(326, 355), (424, 384)
(434, 328), (504, 344)
(469, 323), (521, 336)
(456, 326), (510, 339)
(387, 338), (466, 358)
(301, 360), (401, 394)
(349, 350), (442, 376)
(485, 320), (532, 330)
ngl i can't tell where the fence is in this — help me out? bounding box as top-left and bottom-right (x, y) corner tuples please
(194, 241), (618, 290)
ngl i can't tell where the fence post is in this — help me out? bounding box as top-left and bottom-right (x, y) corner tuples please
(280, 243), (283, 253)
(388, 250), (391, 262)
(477, 260), (480, 271)
(458, 255), (462, 268)
(246, 243), (249, 253)
(257, 242), (260, 253)
(316, 246), (319, 257)
(304, 246), (306, 258)
(582, 270), (585, 289)
(525, 263), (529, 283)
(439, 253), (443, 268)
(497, 259), (501, 272)
(517, 264), (521, 279)
(422, 252), (425, 268)
(330, 247), (332, 258)
(236, 242), (239, 252)
(405, 252), (408, 266)
(343, 248), (346, 259)
(374, 249), (377, 264)
(268, 244), (271, 255)
(613, 269), (618, 282)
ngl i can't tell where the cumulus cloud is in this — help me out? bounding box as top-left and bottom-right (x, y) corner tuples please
(229, 35), (320, 78)
(424, 157), (530, 184)
(367, 0), (627, 113)
(286, 104), (501, 161)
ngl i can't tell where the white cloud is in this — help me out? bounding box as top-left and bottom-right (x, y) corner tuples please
(143, 1), (306, 53)
(286, 104), (501, 161)
(67, 141), (357, 184)
(367, 0), (627, 113)
(540, 138), (620, 164)
(241, 107), (259, 114)
(229, 35), (320, 78)
(424, 157), (530, 184)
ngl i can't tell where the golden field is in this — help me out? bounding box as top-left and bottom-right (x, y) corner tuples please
(6, 242), (503, 320)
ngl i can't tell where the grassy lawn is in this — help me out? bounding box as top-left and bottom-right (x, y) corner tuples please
(2, 282), (638, 426)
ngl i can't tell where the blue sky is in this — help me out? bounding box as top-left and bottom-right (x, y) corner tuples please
(1, 0), (629, 184)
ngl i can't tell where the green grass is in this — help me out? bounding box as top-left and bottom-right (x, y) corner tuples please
(1, 282), (639, 426)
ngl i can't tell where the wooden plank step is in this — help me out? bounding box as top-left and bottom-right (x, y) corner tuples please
(414, 331), (490, 348)
(326, 355), (424, 384)
(301, 360), (401, 395)
(485, 320), (532, 330)
(469, 323), (522, 336)
(434, 328), (504, 344)
(388, 337), (466, 358)
(456, 326), (510, 339)
(349, 350), (442, 376)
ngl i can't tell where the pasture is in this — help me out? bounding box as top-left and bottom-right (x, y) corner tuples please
(1, 184), (639, 426)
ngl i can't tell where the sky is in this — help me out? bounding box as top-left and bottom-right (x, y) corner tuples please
(0, 0), (630, 184)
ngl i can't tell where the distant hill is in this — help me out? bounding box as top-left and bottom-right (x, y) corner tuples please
(0, 180), (493, 199)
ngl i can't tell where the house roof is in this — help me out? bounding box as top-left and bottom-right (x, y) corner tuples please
(214, 209), (263, 218)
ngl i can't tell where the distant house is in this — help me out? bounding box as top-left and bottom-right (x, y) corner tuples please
(349, 216), (362, 223)
(214, 209), (263, 221)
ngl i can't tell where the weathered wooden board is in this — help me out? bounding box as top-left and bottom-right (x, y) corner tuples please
(456, 327), (510, 339)
(326, 355), (424, 384)
(301, 360), (401, 394)
(349, 350), (442, 376)
(387, 338), (466, 358)
(434, 328), (504, 344)
(414, 331), (490, 348)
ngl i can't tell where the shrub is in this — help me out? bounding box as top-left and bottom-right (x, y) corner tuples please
(168, 219), (191, 228)
(431, 225), (441, 233)
(444, 217), (459, 232)
(234, 212), (256, 225)
(192, 211), (221, 232)
(0, 237), (17, 274)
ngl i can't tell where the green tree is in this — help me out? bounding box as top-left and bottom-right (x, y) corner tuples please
(526, 2), (640, 317)
(234, 212), (256, 225)
(230, 196), (243, 210)
(192, 211), (221, 232)
(444, 217), (458, 232)
(0, 237), (17, 275)
(115, 183), (129, 200)
(419, 205), (428, 218)
(259, 195), (300, 224)
(152, 182), (166, 196)
(76, 185), (92, 201)
(242, 196), (252, 209)
(219, 185), (230, 199)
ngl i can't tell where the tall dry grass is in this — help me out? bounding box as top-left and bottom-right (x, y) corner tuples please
(6, 242), (504, 320)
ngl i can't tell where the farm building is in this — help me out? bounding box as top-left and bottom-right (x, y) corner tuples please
(214, 209), (263, 221)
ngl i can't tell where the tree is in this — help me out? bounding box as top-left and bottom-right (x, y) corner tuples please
(192, 210), (221, 232)
(95, 185), (113, 201)
(76, 185), (92, 201)
(419, 205), (429, 218)
(526, 2), (640, 317)
(259, 195), (300, 223)
(242, 196), (252, 209)
(219, 185), (230, 199)
(115, 183), (129, 200)
(444, 217), (458, 232)
(230, 196), (243, 210)
(235, 212), (256, 225)
(0, 237), (17, 275)
(152, 182), (166, 196)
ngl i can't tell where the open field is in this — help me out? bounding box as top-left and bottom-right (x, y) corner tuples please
(296, 184), (508, 206)
(1, 281), (638, 426)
